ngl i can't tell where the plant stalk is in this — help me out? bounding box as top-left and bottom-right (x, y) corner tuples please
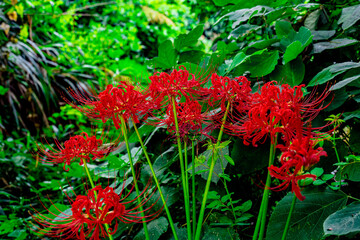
(281, 193), (297, 240)
(171, 96), (192, 240)
(194, 101), (231, 240)
(131, 116), (179, 240)
(191, 139), (197, 240)
(120, 116), (150, 240)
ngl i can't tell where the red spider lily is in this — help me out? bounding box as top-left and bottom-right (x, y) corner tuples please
(66, 82), (152, 129)
(36, 132), (114, 171)
(30, 179), (161, 239)
(229, 81), (331, 146)
(268, 135), (327, 201)
(160, 100), (209, 139)
(147, 66), (204, 107)
(206, 73), (252, 112)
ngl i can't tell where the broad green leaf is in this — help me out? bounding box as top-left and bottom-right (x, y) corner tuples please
(202, 227), (240, 240)
(179, 50), (204, 64)
(312, 30), (336, 41)
(134, 217), (168, 240)
(148, 40), (176, 69)
(332, 74), (360, 90)
(225, 52), (246, 74)
(0, 85), (9, 95)
(217, 6), (268, 28)
(283, 41), (303, 64)
(338, 4), (360, 30)
(248, 39), (280, 50)
(270, 56), (305, 86)
(266, 189), (347, 240)
(230, 24), (261, 39)
(174, 24), (204, 50)
(343, 110), (360, 121)
(108, 155), (127, 169)
(128, 124), (156, 143)
(276, 21), (294, 38)
(304, 9), (321, 31)
(312, 38), (358, 54)
(324, 88), (348, 112)
(324, 202), (360, 236)
(234, 50), (279, 77)
(308, 62), (360, 86)
(266, 6), (296, 24)
(310, 167), (324, 177)
(336, 162), (360, 182)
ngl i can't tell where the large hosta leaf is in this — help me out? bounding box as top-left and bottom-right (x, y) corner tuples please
(266, 189), (347, 240)
(324, 201), (360, 236)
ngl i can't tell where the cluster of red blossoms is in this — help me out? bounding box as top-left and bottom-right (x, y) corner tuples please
(31, 183), (160, 240)
(32, 66), (331, 238)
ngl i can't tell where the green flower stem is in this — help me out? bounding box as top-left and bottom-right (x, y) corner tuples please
(120, 116), (150, 240)
(131, 116), (179, 240)
(195, 101), (231, 240)
(281, 193), (297, 240)
(171, 96), (192, 240)
(191, 140), (197, 240)
(83, 160), (114, 240)
(253, 136), (277, 240)
(218, 151), (237, 221)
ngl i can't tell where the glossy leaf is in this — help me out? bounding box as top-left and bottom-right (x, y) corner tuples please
(324, 202), (360, 236)
(266, 189), (347, 240)
(312, 38), (358, 54)
(338, 4), (360, 30)
(174, 24), (204, 50)
(134, 217), (169, 240)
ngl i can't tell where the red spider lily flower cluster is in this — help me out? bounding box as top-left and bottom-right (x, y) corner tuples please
(37, 132), (113, 171)
(228, 81), (330, 147)
(268, 135), (327, 201)
(67, 82), (152, 128)
(162, 100), (207, 139)
(206, 74), (252, 112)
(147, 66), (204, 107)
(30, 181), (161, 239)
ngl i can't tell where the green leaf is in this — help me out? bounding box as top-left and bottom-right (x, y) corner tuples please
(179, 50), (204, 64)
(312, 38), (358, 54)
(128, 124), (156, 143)
(308, 62), (360, 86)
(310, 167), (324, 177)
(270, 56), (305, 86)
(148, 40), (176, 69)
(234, 50), (279, 77)
(224, 155), (235, 166)
(343, 110), (360, 121)
(108, 155), (126, 169)
(248, 39), (280, 50)
(332, 74), (360, 90)
(324, 202), (360, 236)
(174, 24), (204, 51)
(217, 6), (267, 28)
(276, 21), (294, 38)
(0, 85), (9, 95)
(312, 30), (336, 41)
(266, 6), (297, 24)
(134, 217), (168, 240)
(201, 227), (240, 240)
(336, 162), (360, 182)
(338, 4), (360, 30)
(225, 52), (246, 74)
(266, 189), (347, 240)
(283, 41), (303, 64)
(304, 9), (321, 31)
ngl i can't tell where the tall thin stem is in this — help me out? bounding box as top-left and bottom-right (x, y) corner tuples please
(253, 136), (277, 240)
(120, 116), (150, 240)
(195, 101), (231, 240)
(131, 117), (179, 240)
(171, 96), (192, 240)
(191, 139), (197, 240)
(281, 193), (297, 240)
(83, 161), (114, 240)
